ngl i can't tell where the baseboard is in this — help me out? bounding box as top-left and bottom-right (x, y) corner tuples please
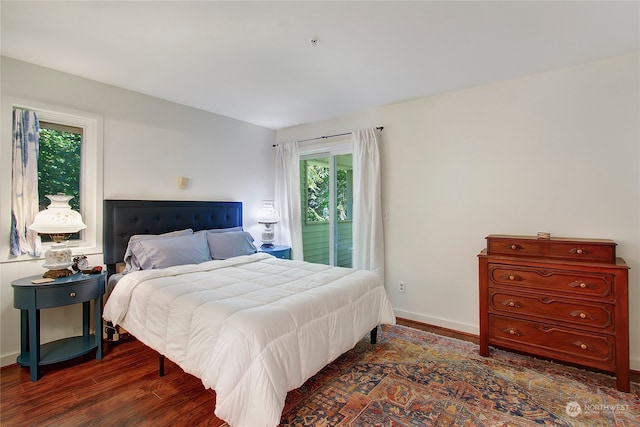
(393, 309), (479, 335)
(1, 352), (19, 368)
(395, 316), (640, 385)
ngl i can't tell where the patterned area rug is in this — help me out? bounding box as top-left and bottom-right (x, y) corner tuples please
(269, 325), (639, 427)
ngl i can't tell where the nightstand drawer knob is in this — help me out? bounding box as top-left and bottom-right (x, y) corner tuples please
(69, 292), (76, 297)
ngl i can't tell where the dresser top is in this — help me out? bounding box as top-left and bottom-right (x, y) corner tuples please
(486, 234), (616, 245)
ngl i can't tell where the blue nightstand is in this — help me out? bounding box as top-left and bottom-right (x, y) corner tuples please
(259, 245), (291, 260)
(12, 272), (105, 381)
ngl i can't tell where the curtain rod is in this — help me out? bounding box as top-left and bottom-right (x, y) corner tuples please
(273, 126), (383, 147)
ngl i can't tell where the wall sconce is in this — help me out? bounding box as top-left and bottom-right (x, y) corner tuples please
(28, 194), (87, 278)
(256, 200), (279, 248)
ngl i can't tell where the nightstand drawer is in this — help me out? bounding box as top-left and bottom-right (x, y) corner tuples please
(259, 245), (291, 260)
(36, 282), (101, 309)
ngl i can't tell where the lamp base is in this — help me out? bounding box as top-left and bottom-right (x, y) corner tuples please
(261, 243), (275, 249)
(43, 268), (74, 279)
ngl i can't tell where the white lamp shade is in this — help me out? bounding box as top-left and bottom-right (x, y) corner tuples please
(256, 200), (279, 224)
(29, 194), (86, 234)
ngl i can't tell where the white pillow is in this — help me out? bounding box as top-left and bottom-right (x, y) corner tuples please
(206, 231), (257, 260)
(129, 231), (211, 270)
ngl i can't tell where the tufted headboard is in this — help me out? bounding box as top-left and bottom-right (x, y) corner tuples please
(103, 199), (243, 276)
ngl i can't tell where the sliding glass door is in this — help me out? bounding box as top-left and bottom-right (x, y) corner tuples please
(300, 153), (353, 267)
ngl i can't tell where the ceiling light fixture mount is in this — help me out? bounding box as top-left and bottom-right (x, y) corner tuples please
(309, 37), (319, 46)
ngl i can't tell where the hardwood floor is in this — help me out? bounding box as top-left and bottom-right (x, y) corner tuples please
(0, 338), (225, 427)
(0, 318), (466, 426)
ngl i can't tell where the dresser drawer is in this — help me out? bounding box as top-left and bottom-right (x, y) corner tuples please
(488, 290), (614, 332)
(488, 264), (614, 300)
(486, 235), (616, 263)
(36, 282), (101, 309)
(488, 314), (615, 369)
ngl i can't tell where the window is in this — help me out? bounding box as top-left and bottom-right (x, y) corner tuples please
(1, 97), (103, 262)
(38, 122), (83, 241)
(300, 152), (353, 267)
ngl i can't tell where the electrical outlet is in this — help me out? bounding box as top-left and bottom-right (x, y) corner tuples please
(398, 281), (405, 293)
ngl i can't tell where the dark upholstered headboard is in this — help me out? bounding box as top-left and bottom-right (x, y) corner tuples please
(103, 200), (242, 276)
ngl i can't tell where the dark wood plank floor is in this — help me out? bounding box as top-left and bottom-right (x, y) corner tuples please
(0, 338), (225, 427)
(3, 319), (634, 426)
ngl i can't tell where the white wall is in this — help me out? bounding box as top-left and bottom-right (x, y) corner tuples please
(277, 53), (640, 370)
(0, 57), (276, 366)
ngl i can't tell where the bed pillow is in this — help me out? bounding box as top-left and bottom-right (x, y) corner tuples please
(129, 231), (211, 270)
(123, 228), (194, 273)
(194, 226), (243, 236)
(206, 231), (257, 260)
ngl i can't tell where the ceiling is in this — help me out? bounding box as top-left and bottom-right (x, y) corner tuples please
(2, 1), (638, 130)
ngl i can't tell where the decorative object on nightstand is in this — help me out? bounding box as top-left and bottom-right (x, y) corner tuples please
(259, 244), (291, 260)
(256, 200), (279, 248)
(28, 194), (86, 278)
(478, 234), (630, 392)
(12, 271), (105, 381)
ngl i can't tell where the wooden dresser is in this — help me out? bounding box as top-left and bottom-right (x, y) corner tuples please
(478, 234), (630, 392)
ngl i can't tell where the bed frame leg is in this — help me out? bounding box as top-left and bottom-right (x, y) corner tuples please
(159, 355), (165, 377)
(370, 326), (378, 344)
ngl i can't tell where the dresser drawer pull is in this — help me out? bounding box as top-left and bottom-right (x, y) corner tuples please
(569, 310), (594, 321)
(568, 280), (594, 290)
(506, 244), (523, 251)
(500, 273), (523, 282)
(569, 248), (589, 256)
(573, 341), (591, 351)
(502, 327), (522, 337)
(69, 292), (76, 297)
(501, 300), (522, 309)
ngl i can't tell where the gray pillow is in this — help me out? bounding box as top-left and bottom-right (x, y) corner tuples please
(206, 231), (257, 260)
(123, 228), (194, 273)
(194, 226), (243, 236)
(130, 231), (211, 270)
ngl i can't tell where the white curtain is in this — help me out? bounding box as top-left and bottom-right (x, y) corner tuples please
(10, 108), (41, 256)
(274, 142), (304, 260)
(352, 128), (384, 280)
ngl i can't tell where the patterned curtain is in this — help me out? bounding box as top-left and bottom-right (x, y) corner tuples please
(10, 108), (41, 256)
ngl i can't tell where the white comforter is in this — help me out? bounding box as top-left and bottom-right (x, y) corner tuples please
(103, 253), (396, 427)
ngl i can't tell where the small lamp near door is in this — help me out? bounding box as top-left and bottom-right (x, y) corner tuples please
(28, 194), (87, 279)
(257, 200), (279, 249)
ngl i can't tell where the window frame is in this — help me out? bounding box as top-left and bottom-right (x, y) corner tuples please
(1, 97), (104, 263)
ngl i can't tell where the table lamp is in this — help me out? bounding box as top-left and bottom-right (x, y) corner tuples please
(256, 200), (279, 248)
(28, 194), (86, 278)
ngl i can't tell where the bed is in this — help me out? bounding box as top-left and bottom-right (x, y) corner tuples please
(102, 200), (396, 427)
